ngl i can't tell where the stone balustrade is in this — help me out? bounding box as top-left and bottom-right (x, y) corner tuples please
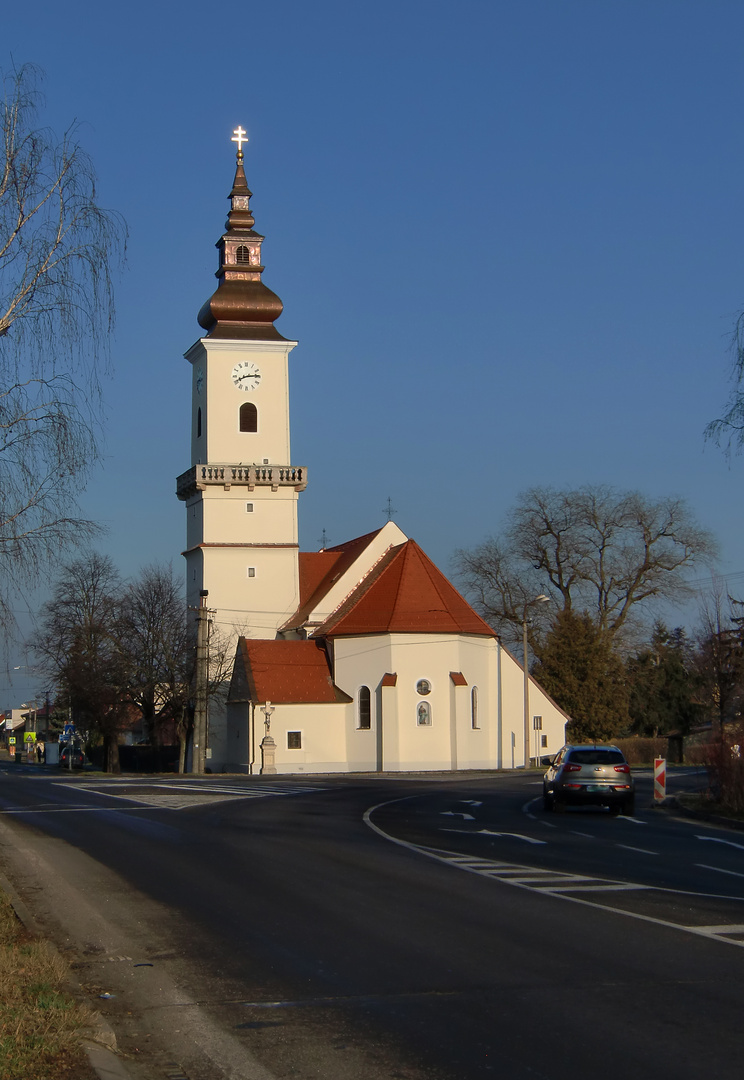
(176, 463), (307, 500)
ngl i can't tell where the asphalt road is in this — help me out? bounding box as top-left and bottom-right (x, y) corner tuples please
(0, 763), (743, 1080)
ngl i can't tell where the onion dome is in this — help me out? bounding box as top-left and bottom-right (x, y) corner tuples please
(198, 132), (286, 341)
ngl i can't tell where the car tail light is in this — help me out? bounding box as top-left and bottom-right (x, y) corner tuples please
(614, 764), (630, 773)
(564, 783), (582, 788)
(563, 763), (582, 772)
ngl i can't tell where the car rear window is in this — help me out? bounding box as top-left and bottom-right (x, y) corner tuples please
(567, 749), (625, 765)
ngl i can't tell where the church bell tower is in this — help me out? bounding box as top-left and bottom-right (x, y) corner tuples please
(176, 128), (306, 639)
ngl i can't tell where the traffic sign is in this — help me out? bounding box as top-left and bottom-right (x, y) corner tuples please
(654, 757), (666, 801)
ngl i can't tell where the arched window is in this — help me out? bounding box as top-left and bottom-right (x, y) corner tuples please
(357, 686), (371, 729)
(471, 686), (479, 729)
(197, 407), (202, 438)
(236, 244), (251, 264)
(239, 402), (258, 432)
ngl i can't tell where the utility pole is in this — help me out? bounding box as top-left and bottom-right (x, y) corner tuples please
(522, 595), (550, 768)
(192, 590), (210, 774)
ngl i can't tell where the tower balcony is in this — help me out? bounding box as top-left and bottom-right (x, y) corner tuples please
(176, 463), (307, 501)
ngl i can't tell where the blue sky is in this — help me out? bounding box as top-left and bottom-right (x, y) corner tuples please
(4, 0), (744, 700)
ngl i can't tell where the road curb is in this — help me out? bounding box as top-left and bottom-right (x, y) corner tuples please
(0, 869), (137, 1080)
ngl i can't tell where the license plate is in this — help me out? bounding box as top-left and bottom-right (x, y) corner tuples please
(586, 785), (605, 792)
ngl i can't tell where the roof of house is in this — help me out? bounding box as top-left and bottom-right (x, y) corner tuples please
(233, 638), (351, 704)
(314, 539), (497, 638)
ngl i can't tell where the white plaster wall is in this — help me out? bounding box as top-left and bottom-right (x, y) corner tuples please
(333, 633), (499, 771)
(187, 338), (297, 466)
(267, 702), (351, 773)
(187, 487), (300, 547)
(496, 643), (568, 767)
(186, 545), (300, 643)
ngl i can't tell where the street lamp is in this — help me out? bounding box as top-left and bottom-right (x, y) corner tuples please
(523, 595), (550, 769)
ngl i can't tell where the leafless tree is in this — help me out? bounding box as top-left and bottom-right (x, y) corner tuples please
(0, 64), (126, 639)
(454, 486), (717, 654)
(117, 564), (193, 747)
(692, 582), (744, 738)
(706, 311), (744, 456)
(31, 552), (127, 772)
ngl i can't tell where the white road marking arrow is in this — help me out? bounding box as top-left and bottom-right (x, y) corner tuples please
(696, 836), (744, 851)
(476, 828), (546, 845)
(461, 800), (483, 806)
(440, 811), (475, 820)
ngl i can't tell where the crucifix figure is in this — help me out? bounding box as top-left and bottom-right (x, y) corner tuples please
(261, 701), (274, 735)
(231, 126), (248, 158)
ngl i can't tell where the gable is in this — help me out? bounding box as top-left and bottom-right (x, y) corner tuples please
(281, 521), (408, 633)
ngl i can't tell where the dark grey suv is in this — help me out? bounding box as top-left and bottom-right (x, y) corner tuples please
(543, 744), (635, 815)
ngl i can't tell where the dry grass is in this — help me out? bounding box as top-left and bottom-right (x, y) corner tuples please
(0, 890), (97, 1080)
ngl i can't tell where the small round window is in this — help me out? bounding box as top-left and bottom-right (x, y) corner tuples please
(416, 679), (432, 696)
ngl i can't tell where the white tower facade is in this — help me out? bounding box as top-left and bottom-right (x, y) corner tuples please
(176, 136), (305, 640)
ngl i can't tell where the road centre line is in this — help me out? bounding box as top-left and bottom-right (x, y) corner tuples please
(697, 836), (744, 851)
(616, 844), (657, 855)
(696, 864), (744, 879)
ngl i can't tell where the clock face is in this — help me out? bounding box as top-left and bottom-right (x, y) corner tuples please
(231, 361), (261, 391)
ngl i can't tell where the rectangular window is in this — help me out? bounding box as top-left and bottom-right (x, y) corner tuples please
(533, 715), (543, 730)
(246, 502), (254, 513)
(247, 567), (256, 578)
(541, 734), (548, 748)
(287, 731), (302, 749)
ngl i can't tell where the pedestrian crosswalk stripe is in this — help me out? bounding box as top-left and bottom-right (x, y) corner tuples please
(52, 780), (326, 810)
(418, 846), (648, 894)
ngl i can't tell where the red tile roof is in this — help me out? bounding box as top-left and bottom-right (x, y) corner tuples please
(282, 527), (390, 632)
(235, 639), (351, 704)
(449, 671), (468, 685)
(315, 540), (497, 638)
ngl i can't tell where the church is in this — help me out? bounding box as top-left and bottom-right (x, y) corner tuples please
(176, 130), (569, 775)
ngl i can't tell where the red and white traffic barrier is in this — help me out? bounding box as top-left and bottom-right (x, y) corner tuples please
(654, 757), (666, 801)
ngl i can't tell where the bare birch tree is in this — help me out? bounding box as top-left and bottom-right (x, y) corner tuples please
(0, 64), (126, 636)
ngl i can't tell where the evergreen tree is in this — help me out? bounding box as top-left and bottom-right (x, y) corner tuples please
(626, 622), (697, 736)
(532, 609), (629, 742)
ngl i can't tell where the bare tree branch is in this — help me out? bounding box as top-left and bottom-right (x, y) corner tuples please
(453, 485), (717, 653)
(0, 64), (126, 641)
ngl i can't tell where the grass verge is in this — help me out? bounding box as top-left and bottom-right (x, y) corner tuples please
(0, 888), (97, 1080)
(676, 791), (744, 824)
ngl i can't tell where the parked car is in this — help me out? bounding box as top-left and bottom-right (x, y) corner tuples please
(543, 744), (635, 815)
(58, 744), (85, 769)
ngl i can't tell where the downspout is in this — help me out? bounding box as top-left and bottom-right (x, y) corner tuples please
(249, 701), (256, 775)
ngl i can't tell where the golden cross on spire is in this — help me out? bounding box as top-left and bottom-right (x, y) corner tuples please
(231, 125), (248, 158)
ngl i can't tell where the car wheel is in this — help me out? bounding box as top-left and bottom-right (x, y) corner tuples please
(542, 789), (552, 811)
(552, 797), (565, 813)
(608, 804), (621, 816)
(622, 799), (635, 816)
